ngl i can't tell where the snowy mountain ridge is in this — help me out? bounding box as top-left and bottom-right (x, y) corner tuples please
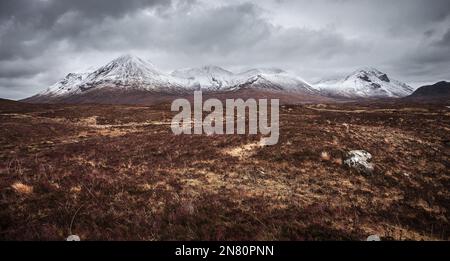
(171, 65), (235, 91)
(42, 55), (187, 97)
(34, 55), (413, 100)
(313, 67), (414, 98)
(39, 54), (315, 97)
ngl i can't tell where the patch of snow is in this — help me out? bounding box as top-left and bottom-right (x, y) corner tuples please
(41, 72), (89, 97)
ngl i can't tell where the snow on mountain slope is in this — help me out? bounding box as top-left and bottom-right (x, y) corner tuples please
(234, 68), (315, 93)
(29, 55), (412, 104)
(237, 68), (286, 78)
(80, 54), (184, 89)
(314, 67), (414, 98)
(171, 65), (234, 90)
(171, 66), (315, 93)
(40, 72), (89, 97)
(38, 54), (185, 98)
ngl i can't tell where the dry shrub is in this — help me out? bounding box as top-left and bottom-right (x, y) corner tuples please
(332, 158), (343, 165)
(320, 151), (331, 161)
(1, 101), (449, 240)
(70, 186), (82, 193)
(11, 182), (33, 194)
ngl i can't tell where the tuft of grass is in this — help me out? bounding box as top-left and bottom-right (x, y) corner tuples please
(320, 151), (331, 161)
(11, 182), (33, 194)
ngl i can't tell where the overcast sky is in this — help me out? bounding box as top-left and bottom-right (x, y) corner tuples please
(1, 0), (449, 99)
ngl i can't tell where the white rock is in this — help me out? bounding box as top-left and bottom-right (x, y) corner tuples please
(367, 235), (381, 241)
(344, 150), (374, 174)
(66, 235), (81, 241)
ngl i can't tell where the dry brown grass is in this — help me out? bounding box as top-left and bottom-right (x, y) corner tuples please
(11, 182), (33, 194)
(0, 101), (449, 240)
(320, 151), (331, 161)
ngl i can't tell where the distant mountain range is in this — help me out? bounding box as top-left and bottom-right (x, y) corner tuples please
(23, 54), (447, 105)
(23, 54), (326, 104)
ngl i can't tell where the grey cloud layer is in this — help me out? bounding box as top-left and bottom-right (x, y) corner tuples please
(0, 0), (169, 59)
(0, 0), (449, 99)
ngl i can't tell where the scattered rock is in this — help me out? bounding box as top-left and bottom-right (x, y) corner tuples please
(344, 150), (374, 175)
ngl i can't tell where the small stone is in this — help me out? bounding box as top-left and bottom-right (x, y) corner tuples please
(367, 235), (381, 241)
(66, 235), (81, 241)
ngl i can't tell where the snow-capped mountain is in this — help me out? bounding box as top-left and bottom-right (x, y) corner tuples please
(172, 65), (315, 93)
(234, 68), (315, 93)
(313, 67), (414, 98)
(80, 54), (184, 89)
(35, 54), (185, 99)
(30, 55), (316, 103)
(25, 55), (414, 104)
(171, 65), (234, 90)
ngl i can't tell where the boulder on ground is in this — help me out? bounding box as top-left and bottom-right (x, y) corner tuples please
(344, 150), (374, 174)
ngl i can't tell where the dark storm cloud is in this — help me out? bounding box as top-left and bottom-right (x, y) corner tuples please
(0, 0), (168, 25)
(0, 0), (170, 60)
(0, 0), (450, 99)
